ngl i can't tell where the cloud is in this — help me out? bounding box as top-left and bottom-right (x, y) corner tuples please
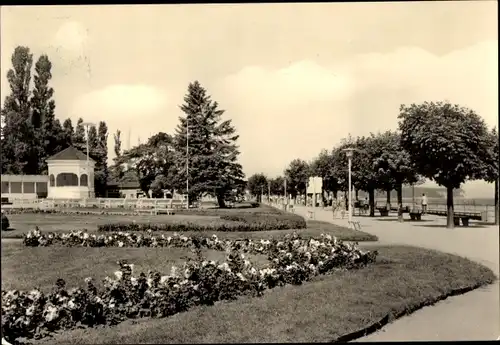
(52, 21), (89, 56)
(217, 40), (498, 178)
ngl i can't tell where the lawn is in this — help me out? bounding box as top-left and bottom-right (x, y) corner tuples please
(1, 214), (378, 242)
(1, 241), (270, 293)
(14, 245), (495, 344)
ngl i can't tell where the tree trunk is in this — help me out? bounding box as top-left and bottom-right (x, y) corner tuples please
(217, 192), (226, 208)
(355, 189), (359, 201)
(386, 188), (391, 209)
(344, 190), (348, 211)
(369, 188), (375, 217)
(495, 178), (499, 225)
(333, 190), (338, 199)
(397, 182), (403, 222)
(446, 186), (454, 229)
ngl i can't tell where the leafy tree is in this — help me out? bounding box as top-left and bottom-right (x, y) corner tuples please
(118, 132), (176, 196)
(483, 127), (499, 225)
(372, 131), (420, 221)
(109, 129), (123, 183)
(349, 135), (381, 216)
(113, 129), (122, 157)
(1, 46), (37, 174)
(173, 81), (245, 207)
(31, 54), (59, 173)
(247, 173), (268, 202)
(284, 159), (310, 199)
(92, 121), (109, 197)
(72, 118), (86, 152)
(399, 101), (491, 228)
(269, 176), (286, 196)
(61, 118), (74, 147)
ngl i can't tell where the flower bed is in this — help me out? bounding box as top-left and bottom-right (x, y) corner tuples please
(4, 231), (377, 343)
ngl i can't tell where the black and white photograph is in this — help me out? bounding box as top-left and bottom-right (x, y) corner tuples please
(0, 2), (498, 344)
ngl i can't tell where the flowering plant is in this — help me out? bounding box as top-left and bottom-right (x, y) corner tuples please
(6, 230), (377, 343)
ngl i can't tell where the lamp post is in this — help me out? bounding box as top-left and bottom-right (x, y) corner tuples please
(343, 148), (355, 224)
(82, 122), (95, 199)
(186, 116), (189, 210)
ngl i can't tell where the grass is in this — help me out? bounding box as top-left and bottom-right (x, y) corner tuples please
(0, 241), (269, 293)
(1, 215), (378, 242)
(14, 245), (495, 344)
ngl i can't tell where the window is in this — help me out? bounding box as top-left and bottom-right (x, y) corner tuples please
(1, 181), (9, 193)
(10, 182), (22, 193)
(56, 173), (79, 187)
(36, 182), (48, 198)
(80, 174), (88, 186)
(23, 182), (35, 193)
(49, 174), (55, 187)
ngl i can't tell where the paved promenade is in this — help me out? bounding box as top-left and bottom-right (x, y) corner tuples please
(292, 205), (499, 341)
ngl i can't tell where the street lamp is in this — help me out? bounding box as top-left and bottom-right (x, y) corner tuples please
(343, 148), (355, 224)
(82, 122), (95, 199)
(186, 116), (189, 210)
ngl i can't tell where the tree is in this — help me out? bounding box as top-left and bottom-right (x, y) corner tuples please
(118, 132), (176, 196)
(349, 135), (381, 217)
(1, 46), (37, 175)
(61, 118), (74, 148)
(372, 131), (420, 221)
(269, 176), (286, 196)
(247, 173), (268, 202)
(173, 81), (245, 207)
(284, 159), (310, 199)
(113, 129), (122, 157)
(399, 101), (491, 228)
(109, 129), (123, 183)
(483, 127), (499, 225)
(92, 121), (109, 197)
(73, 118), (86, 152)
(31, 54), (58, 173)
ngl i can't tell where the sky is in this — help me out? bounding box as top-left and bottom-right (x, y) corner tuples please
(1, 2), (498, 198)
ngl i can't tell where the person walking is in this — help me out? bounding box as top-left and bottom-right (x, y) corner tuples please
(421, 193), (428, 214)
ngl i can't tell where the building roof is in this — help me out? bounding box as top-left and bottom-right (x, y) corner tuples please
(46, 146), (95, 162)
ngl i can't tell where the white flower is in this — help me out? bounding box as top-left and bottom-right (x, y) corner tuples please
(83, 233), (89, 239)
(244, 260), (251, 267)
(236, 273), (246, 281)
(67, 300), (76, 309)
(25, 305), (35, 316)
(318, 261), (324, 266)
(170, 266), (178, 277)
(202, 260), (209, 267)
(114, 271), (123, 280)
(160, 275), (170, 284)
(44, 305), (59, 322)
(249, 267), (257, 275)
(130, 277), (138, 286)
(118, 241), (124, 247)
(184, 269), (191, 279)
(218, 262), (231, 272)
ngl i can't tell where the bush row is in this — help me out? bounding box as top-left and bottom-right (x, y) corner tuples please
(4, 232), (377, 343)
(98, 214), (306, 233)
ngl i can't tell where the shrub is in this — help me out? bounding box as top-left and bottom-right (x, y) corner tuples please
(1, 212), (10, 230)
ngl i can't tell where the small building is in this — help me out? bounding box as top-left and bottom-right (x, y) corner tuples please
(106, 181), (142, 199)
(1, 174), (49, 200)
(46, 146), (95, 199)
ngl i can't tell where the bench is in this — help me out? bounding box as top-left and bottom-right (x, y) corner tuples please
(377, 207), (389, 217)
(348, 220), (361, 230)
(409, 211), (422, 221)
(454, 216), (470, 227)
(153, 206), (173, 215)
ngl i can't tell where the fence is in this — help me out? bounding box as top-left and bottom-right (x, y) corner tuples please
(375, 198), (497, 223)
(2, 197), (190, 211)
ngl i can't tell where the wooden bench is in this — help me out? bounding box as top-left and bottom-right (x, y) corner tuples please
(377, 207), (389, 217)
(348, 220), (361, 230)
(153, 206), (173, 215)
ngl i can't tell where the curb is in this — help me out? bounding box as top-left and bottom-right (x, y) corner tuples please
(332, 281), (494, 342)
